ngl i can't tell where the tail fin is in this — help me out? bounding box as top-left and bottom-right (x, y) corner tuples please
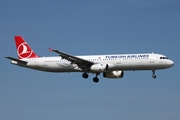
(14, 36), (38, 59)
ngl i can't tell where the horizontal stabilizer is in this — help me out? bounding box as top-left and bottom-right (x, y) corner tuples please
(5, 56), (27, 64)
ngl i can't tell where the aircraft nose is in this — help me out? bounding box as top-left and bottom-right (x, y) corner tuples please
(168, 60), (174, 67)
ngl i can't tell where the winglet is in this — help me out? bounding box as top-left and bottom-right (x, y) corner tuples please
(49, 48), (53, 52)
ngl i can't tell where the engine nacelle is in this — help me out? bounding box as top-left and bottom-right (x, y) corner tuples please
(90, 64), (108, 72)
(103, 71), (124, 78)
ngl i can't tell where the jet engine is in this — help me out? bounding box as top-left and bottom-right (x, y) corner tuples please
(90, 64), (108, 72)
(103, 71), (124, 78)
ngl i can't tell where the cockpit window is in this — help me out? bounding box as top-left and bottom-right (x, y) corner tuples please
(160, 57), (168, 59)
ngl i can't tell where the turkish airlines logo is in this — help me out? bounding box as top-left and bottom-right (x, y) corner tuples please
(17, 42), (33, 59)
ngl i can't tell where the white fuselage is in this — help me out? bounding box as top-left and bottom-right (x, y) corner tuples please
(12, 53), (174, 73)
(7, 36), (174, 82)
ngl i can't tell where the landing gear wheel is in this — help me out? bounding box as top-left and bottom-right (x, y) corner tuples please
(152, 70), (156, 79)
(93, 77), (99, 83)
(152, 75), (156, 79)
(82, 73), (88, 79)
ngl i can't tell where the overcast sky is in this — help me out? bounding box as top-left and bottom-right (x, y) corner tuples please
(1, 0), (180, 120)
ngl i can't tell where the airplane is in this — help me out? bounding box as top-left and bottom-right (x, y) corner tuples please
(6, 36), (174, 83)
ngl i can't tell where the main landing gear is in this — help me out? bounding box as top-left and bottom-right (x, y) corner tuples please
(82, 72), (99, 83)
(152, 70), (156, 79)
(82, 73), (88, 79)
(93, 74), (99, 83)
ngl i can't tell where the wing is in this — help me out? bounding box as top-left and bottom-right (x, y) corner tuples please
(50, 49), (94, 70)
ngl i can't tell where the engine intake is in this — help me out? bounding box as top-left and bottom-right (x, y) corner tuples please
(103, 71), (124, 78)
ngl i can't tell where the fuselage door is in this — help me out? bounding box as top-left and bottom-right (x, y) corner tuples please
(150, 54), (155, 63)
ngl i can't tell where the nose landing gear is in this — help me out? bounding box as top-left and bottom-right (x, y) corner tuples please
(152, 70), (156, 79)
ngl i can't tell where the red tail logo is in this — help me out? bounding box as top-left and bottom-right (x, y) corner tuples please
(15, 36), (38, 59)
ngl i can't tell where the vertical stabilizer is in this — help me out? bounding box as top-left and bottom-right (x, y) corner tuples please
(14, 36), (38, 59)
